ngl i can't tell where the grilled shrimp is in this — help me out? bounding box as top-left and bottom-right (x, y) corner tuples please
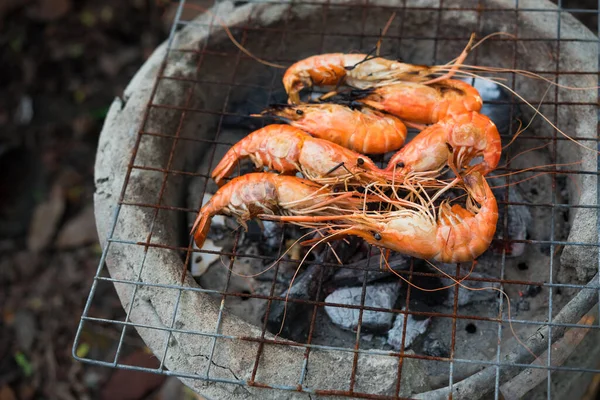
(259, 103), (407, 154)
(283, 36), (475, 104)
(385, 112), (501, 177)
(212, 124), (386, 186)
(283, 53), (434, 104)
(191, 173), (360, 249)
(356, 79), (483, 125)
(344, 171), (498, 263)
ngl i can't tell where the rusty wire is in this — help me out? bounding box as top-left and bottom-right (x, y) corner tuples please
(73, 1), (600, 399)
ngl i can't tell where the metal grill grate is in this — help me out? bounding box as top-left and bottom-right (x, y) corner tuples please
(74, 1), (600, 398)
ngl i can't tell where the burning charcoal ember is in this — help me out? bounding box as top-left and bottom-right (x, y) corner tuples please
(332, 254), (411, 286)
(487, 175), (532, 257)
(435, 264), (499, 307)
(324, 283), (400, 332)
(422, 337), (449, 358)
(387, 310), (430, 350)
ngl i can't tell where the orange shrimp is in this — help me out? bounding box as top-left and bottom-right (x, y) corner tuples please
(212, 124), (387, 186)
(343, 171), (498, 263)
(258, 104), (407, 154)
(282, 35), (475, 104)
(283, 53), (435, 104)
(385, 112), (501, 177)
(356, 79), (483, 125)
(191, 173), (360, 249)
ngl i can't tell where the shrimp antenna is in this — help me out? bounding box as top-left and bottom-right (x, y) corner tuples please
(346, 15), (397, 72)
(502, 84), (552, 150)
(375, 11), (397, 57)
(456, 71), (600, 155)
(423, 32), (476, 85)
(266, 102), (294, 109)
(250, 105), (291, 121)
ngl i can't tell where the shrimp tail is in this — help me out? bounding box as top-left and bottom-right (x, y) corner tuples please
(212, 148), (243, 186)
(191, 211), (212, 249)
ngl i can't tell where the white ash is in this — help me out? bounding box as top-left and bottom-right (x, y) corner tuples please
(324, 283), (400, 332)
(387, 310), (430, 351)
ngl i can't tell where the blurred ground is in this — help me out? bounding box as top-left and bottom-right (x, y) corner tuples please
(0, 1), (597, 400)
(0, 1), (205, 399)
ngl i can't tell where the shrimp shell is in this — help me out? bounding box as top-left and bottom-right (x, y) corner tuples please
(261, 103), (407, 155)
(357, 79), (483, 124)
(386, 112), (502, 176)
(283, 53), (433, 104)
(211, 124), (387, 186)
(191, 172), (360, 249)
(343, 171), (498, 263)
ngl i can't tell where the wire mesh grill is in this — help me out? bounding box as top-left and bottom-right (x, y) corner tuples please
(74, 0), (600, 398)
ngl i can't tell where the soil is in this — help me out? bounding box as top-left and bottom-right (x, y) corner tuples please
(0, 1), (597, 400)
(0, 1), (202, 399)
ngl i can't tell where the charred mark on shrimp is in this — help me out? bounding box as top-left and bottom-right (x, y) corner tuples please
(438, 85), (464, 96)
(325, 161), (346, 176)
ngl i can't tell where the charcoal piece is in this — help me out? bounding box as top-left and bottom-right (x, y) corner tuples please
(265, 262), (333, 341)
(524, 284), (542, 298)
(422, 337), (449, 358)
(516, 298), (530, 312)
(264, 239), (358, 341)
(387, 310), (430, 350)
(260, 220), (283, 251)
(435, 264), (499, 307)
(324, 283), (400, 332)
(487, 175), (532, 257)
(332, 255), (411, 286)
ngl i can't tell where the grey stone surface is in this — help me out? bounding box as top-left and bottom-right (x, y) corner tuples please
(94, 0), (597, 399)
(324, 283), (400, 332)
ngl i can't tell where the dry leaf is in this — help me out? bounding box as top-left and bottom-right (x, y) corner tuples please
(100, 351), (166, 400)
(27, 184), (65, 253)
(55, 205), (98, 249)
(0, 385), (17, 400)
